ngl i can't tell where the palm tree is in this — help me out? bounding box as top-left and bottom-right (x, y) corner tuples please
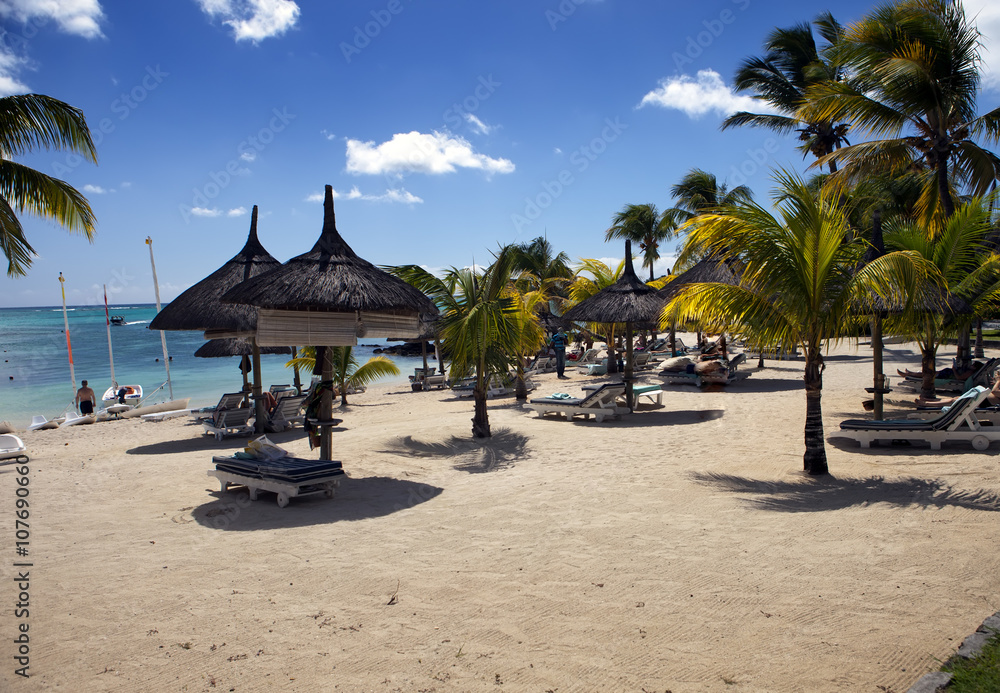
(388, 247), (521, 438)
(884, 195), (1000, 399)
(723, 12), (850, 172)
(666, 169), (935, 475)
(604, 203), (674, 282)
(662, 168), (754, 231)
(509, 288), (548, 400)
(510, 236), (572, 310)
(0, 94), (98, 276)
(802, 0), (1000, 221)
(568, 257), (626, 374)
(286, 346), (401, 406)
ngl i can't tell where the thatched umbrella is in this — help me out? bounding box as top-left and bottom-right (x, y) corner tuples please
(562, 241), (665, 409)
(657, 254), (742, 357)
(148, 206), (281, 430)
(194, 338), (291, 399)
(222, 185), (437, 460)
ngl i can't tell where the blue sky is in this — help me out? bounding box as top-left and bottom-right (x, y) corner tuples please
(0, 0), (998, 308)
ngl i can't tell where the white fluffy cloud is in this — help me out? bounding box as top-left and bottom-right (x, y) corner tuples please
(190, 207), (222, 218)
(195, 0), (299, 42)
(0, 0), (105, 38)
(227, 206), (247, 216)
(0, 0), (104, 94)
(464, 114), (493, 135)
(344, 131), (515, 177)
(639, 69), (774, 119)
(966, 0), (1000, 91)
(82, 184), (106, 194)
(307, 187), (423, 204)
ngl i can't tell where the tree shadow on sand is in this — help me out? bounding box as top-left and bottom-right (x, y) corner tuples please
(377, 426), (529, 473)
(690, 472), (1000, 513)
(612, 408), (725, 428)
(192, 475), (443, 531)
(126, 428), (322, 456)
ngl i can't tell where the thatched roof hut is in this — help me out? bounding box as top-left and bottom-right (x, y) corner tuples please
(148, 205), (280, 334)
(656, 254), (741, 301)
(221, 185), (436, 319)
(193, 339), (291, 358)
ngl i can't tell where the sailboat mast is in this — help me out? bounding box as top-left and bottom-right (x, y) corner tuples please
(104, 284), (117, 390)
(145, 237), (174, 400)
(59, 272), (76, 401)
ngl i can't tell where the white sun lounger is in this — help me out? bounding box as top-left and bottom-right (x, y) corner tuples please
(839, 386), (1000, 450)
(527, 383), (629, 422)
(201, 408), (255, 441)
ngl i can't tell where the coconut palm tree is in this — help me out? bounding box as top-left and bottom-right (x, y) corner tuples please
(662, 168), (754, 232)
(604, 203), (675, 282)
(802, 0), (1000, 222)
(567, 257), (626, 374)
(723, 12), (851, 172)
(884, 195), (1000, 399)
(509, 288), (548, 400)
(0, 94), (98, 276)
(666, 169), (936, 475)
(510, 236), (573, 310)
(286, 345), (400, 406)
(388, 247), (521, 438)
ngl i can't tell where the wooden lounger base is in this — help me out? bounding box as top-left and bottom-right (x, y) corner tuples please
(208, 469), (343, 508)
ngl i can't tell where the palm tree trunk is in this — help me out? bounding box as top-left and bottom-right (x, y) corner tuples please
(955, 323), (972, 373)
(803, 346), (828, 475)
(937, 155), (955, 218)
(872, 316), (885, 421)
(472, 366), (491, 438)
(920, 342), (937, 401)
(975, 319), (985, 359)
(514, 359), (528, 401)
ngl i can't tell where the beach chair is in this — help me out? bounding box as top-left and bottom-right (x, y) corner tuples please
(571, 349), (601, 366)
(896, 357), (999, 394)
(0, 434), (28, 462)
(525, 355), (556, 375)
(263, 394), (306, 432)
(633, 384), (664, 405)
(839, 386), (1000, 450)
(202, 408), (255, 441)
(194, 392), (247, 421)
(527, 383), (629, 422)
(699, 353), (750, 385)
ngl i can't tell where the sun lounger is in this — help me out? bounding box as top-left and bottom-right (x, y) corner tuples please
(264, 394), (306, 432)
(194, 392), (248, 420)
(839, 385), (1000, 450)
(525, 356), (556, 375)
(0, 434), (28, 462)
(633, 384), (663, 405)
(527, 383), (629, 422)
(895, 357), (999, 394)
(202, 408), (255, 441)
(210, 455), (344, 507)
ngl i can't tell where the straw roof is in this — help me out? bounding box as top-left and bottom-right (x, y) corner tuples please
(194, 339), (291, 358)
(221, 185), (437, 318)
(656, 254), (742, 301)
(149, 206), (280, 332)
(562, 241), (665, 324)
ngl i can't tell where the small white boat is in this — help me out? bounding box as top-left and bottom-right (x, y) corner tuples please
(120, 398), (191, 419)
(0, 434), (28, 462)
(27, 415), (60, 431)
(102, 384), (143, 407)
(60, 411), (96, 428)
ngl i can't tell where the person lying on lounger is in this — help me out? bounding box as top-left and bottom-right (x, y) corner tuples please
(897, 362), (980, 380)
(914, 374), (1000, 408)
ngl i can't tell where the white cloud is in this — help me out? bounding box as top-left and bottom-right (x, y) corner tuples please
(320, 129), (336, 141)
(195, 0), (300, 42)
(639, 69), (775, 119)
(554, 147), (563, 155)
(227, 207), (247, 216)
(82, 184), (106, 194)
(967, 0), (1000, 91)
(464, 113), (493, 135)
(0, 0), (105, 39)
(239, 150), (256, 162)
(190, 207), (222, 217)
(345, 131), (515, 177)
(309, 187), (424, 204)
(0, 51), (29, 96)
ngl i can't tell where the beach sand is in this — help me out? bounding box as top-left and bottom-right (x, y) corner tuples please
(2, 338), (998, 692)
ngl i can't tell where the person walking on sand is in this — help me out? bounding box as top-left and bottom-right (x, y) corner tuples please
(75, 380), (96, 415)
(550, 328), (569, 379)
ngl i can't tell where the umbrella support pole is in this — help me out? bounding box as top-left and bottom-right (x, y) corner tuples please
(624, 323), (635, 410)
(320, 348), (334, 461)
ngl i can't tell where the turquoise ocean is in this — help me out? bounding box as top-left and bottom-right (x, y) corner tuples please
(0, 304), (429, 427)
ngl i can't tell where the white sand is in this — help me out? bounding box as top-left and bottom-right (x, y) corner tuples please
(2, 338), (998, 692)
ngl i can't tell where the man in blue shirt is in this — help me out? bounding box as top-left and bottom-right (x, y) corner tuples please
(549, 329), (569, 378)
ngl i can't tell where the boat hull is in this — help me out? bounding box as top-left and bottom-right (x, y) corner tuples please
(102, 385), (143, 406)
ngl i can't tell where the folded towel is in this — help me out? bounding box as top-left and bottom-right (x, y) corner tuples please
(549, 392), (572, 399)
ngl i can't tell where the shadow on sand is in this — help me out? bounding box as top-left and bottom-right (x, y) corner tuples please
(610, 408), (725, 428)
(690, 471), (1000, 513)
(126, 428), (323, 456)
(378, 426), (529, 473)
(193, 475), (444, 530)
